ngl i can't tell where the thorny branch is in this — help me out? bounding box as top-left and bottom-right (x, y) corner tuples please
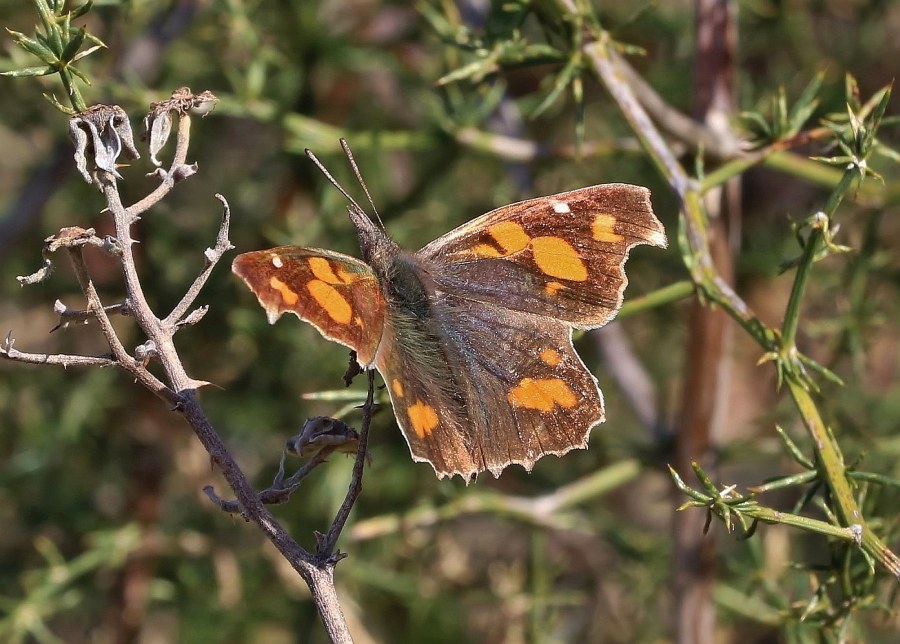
(0, 88), (364, 642)
(165, 194), (232, 328)
(51, 299), (131, 332)
(2, 332), (116, 368)
(320, 370), (375, 559)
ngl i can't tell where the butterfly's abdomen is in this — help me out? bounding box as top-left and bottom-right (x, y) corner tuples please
(376, 254), (470, 423)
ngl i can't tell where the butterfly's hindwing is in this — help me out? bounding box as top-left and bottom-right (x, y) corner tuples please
(375, 287), (604, 479)
(373, 318), (480, 478)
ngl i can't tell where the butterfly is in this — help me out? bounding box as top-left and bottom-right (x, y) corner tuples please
(232, 143), (667, 480)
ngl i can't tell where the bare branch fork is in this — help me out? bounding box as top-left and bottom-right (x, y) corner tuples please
(0, 88), (362, 642)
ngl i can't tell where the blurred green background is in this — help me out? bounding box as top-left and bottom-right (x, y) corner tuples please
(1, 1), (899, 642)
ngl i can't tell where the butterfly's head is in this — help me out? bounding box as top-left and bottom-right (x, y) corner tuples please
(348, 203), (397, 267)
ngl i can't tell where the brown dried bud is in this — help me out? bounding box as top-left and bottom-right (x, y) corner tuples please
(143, 87), (219, 166)
(45, 226), (97, 251)
(69, 105), (140, 186)
(286, 416), (360, 458)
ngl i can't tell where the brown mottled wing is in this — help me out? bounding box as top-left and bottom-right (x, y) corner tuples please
(418, 184), (666, 329)
(372, 319), (481, 479)
(232, 246), (385, 365)
(374, 292), (604, 480)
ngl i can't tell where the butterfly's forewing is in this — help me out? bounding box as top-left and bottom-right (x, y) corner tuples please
(419, 184), (666, 329)
(232, 246), (385, 365)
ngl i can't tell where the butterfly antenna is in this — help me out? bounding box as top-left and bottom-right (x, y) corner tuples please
(340, 138), (385, 228)
(305, 147), (364, 212)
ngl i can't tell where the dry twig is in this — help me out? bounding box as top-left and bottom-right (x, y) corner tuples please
(0, 88), (371, 642)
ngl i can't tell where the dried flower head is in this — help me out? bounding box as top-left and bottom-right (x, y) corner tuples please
(69, 104), (140, 186)
(143, 87), (219, 167)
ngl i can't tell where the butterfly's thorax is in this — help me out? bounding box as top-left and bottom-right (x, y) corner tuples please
(353, 211), (434, 321)
(383, 252), (432, 313)
(378, 253), (456, 379)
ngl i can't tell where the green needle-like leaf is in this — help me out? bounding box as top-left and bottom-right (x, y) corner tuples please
(0, 65), (55, 77)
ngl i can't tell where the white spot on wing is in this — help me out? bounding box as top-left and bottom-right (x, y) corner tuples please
(271, 255), (284, 268)
(648, 229), (668, 248)
(552, 201), (571, 214)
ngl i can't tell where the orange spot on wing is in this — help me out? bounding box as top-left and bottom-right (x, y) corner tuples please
(407, 400), (438, 438)
(471, 243), (503, 258)
(544, 281), (565, 296)
(530, 236), (588, 281)
(508, 378), (577, 412)
(593, 214), (625, 243)
(392, 378), (405, 398)
(540, 349), (562, 367)
(269, 276), (299, 305)
(308, 257), (341, 284)
(488, 221), (531, 254)
(306, 280), (352, 324)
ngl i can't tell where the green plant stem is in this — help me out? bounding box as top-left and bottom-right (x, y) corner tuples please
(750, 470), (817, 494)
(781, 226), (821, 350)
(350, 459), (642, 541)
(848, 471), (900, 489)
(59, 65), (86, 112)
(781, 167), (857, 356)
(823, 168), (857, 219)
(618, 280), (694, 318)
(702, 146), (876, 197)
(698, 137), (837, 193)
(788, 380), (900, 577)
(763, 152), (860, 194)
(701, 155), (760, 192)
(737, 503), (865, 541)
(586, 41), (774, 350)
(282, 113), (434, 155)
(586, 41), (691, 194)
